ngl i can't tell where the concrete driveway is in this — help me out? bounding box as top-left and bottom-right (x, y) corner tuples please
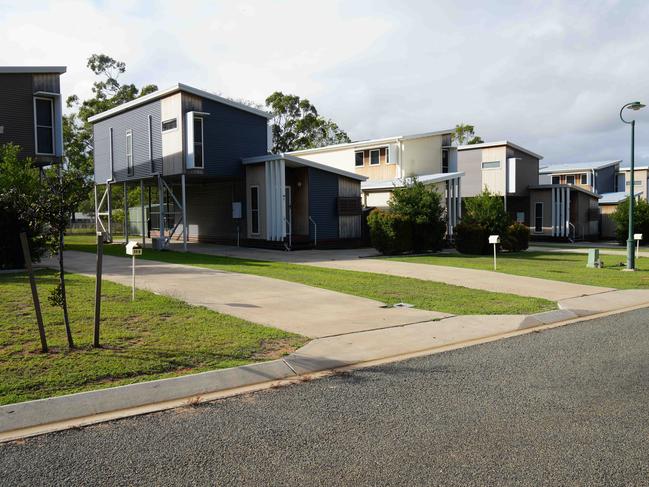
(169, 243), (612, 301)
(55, 251), (447, 338)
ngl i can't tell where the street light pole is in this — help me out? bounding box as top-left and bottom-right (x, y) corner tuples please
(620, 101), (646, 271)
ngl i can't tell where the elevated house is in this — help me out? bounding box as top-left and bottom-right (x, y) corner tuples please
(289, 130), (464, 236)
(539, 160), (621, 195)
(0, 66), (66, 166)
(90, 83), (365, 250)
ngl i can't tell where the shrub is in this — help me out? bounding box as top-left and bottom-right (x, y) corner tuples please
(454, 222), (489, 255)
(367, 209), (413, 255)
(462, 188), (511, 236)
(610, 197), (649, 245)
(502, 222), (529, 252)
(388, 179), (446, 252)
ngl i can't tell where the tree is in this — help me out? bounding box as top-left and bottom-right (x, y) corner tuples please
(40, 165), (93, 349)
(64, 54), (158, 214)
(610, 197), (649, 245)
(265, 91), (351, 153)
(452, 123), (483, 146)
(0, 144), (48, 269)
(462, 188), (511, 236)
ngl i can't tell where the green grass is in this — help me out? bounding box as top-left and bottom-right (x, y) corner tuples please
(387, 251), (649, 289)
(65, 236), (556, 316)
(0, 270), (306, 405)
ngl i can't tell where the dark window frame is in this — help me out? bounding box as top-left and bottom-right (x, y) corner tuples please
(161, 118), (177, 132)
(534, 202), (543, 233)
(126, 129), (134, 176)
(250, 185), (260, 235)
(551, 176), (560, 184)
(566, 175), (575, 185)
(370, 149), (380, 166)
(355, 151), (364, 167)
(581, 173), (588, 185)
(193, 117), (204, 168)
(34, 97), (55, 155)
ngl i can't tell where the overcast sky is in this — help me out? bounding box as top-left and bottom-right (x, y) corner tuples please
(2, 0), (648, 166)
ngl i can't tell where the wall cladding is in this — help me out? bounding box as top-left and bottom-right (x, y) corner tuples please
(0, 74), (36, 159)
(93, 101), (163, 183)
(308, 167), (339, 240)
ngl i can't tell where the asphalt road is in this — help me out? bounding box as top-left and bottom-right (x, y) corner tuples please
(2, 309), (649, 486)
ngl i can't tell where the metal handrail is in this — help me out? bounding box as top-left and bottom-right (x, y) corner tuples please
(283, 217), (292, 250)
(568, 221), (576, 243)
(308, 216), (317, 247)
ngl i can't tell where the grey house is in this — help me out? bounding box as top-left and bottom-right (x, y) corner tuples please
(0, 66), (66, 166)
(538, 160), (620, 195)
(89, 83), (365, 249)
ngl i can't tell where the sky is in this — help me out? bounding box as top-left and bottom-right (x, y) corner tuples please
(2, 0), (648, 166)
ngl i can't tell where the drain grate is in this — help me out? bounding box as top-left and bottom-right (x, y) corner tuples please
(392, 302), (414, 308)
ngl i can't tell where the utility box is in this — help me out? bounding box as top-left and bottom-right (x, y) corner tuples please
(232, 202), (242, 219)
(151, 237), (165, 251)
(125, 241), (143, 256)
(587, 249), (600, 268)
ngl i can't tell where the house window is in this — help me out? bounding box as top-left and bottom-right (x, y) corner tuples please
(385, 147), (390, 164)
(566, 175), (575, 185)
(34, 97), (54, 154)
(126, 130), (134, 176)
(581, 173), (588, 185)
(109, 127), (114, 176)
(370, 149), (380, 165)
(194, 117), (204, 168)
(161, 118), (177, 131)
(355, 151), (364, 167)
(534, 202), (543, 233)
(481, 161), (500, 169)
(552, 176), (560, 184)
(250, 186), (259, 235)
(442, 149), (449, 173)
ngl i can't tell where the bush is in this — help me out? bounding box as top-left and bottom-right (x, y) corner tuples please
(454, 222), (489, 254)
(389, 180), (446, 252)
(462, 188), (511, 236)
(367, 209), (413, 255)
(502, 222), (529, 252)
(0, 144), (49, 269)
(610, 197), (649, 245)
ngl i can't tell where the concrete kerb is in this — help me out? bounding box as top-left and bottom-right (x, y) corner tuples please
(2, 295), (649, 443)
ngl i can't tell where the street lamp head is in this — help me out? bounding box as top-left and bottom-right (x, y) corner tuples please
(627, 101), (646, 111)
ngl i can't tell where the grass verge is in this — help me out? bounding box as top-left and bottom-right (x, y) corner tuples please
(387, 251), (649, 289)
(0, 270), (306, 405)
(65, 236), (556, 316)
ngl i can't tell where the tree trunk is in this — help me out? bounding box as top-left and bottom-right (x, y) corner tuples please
(58, 231), (74, 349)
(20, 232), (48, 353)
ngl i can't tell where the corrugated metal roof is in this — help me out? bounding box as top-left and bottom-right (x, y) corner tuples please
(361, 171), (464, 191)
(539, 160), (621, 173)
(0, 66), (66, 74)
(598, 191), (642, 204)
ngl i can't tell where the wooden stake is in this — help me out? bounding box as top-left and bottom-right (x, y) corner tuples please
(19, 232), (48, 353)
(93, 232), (104, 348)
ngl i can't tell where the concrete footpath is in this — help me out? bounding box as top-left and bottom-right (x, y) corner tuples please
(173, 243), (612, 301)
(56, 251), (447, 338)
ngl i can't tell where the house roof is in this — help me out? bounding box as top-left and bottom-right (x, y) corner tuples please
(241, 154), (367, 182)
(288, 129), (454, 156)
(528, 184), (600, 198)
(539, 160), (621, 174)
(88, 83), (271, 123)
(361, 171), (464, 192)
(619, 164), (649, 171)
(599, 191), (643, 205)
(457, 140), (543, 160)
(0, 66), (66, 74)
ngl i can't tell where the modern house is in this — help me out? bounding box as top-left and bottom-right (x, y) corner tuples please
(539, 160), (621, 195)
(89, 83), (365, 250)
(0, 66), (66, 166)
(618, 164), (649, 199)
(457, 140), (542, 225)
(289, 130), (464, 236)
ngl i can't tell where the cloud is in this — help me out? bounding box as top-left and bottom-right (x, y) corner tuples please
(1, 0), (647, 164)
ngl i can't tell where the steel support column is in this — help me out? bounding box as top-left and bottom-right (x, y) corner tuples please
(181, 174), (188, 251)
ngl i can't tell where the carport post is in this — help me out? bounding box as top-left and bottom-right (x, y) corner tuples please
(123, 182), (129, 243)
(140, 179), (146, 246)
(158, 174), (165, 243)
(181, 174), (188, 251)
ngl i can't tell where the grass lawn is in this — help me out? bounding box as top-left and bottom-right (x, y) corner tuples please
(65, 235), (555, 315)
(0, 270), (306, 405)
(387, 251), (649, 289)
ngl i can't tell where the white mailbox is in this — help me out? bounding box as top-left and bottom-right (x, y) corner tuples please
(488, 235), (500, 245)
(126, 241), (143, 256)
(634, 233), (643, 241)
(232, 201), (242, 219)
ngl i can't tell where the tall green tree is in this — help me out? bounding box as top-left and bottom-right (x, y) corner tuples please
(611, 197), (649, 245)
(265, 92), (351, 153)
(64, 54), (157, 214)
(452, 123), (483, 146)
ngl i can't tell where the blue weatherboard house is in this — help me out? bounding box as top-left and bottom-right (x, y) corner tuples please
(90, 84), (365, 250)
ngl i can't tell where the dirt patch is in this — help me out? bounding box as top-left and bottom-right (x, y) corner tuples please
(252, 338), (301, 360)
